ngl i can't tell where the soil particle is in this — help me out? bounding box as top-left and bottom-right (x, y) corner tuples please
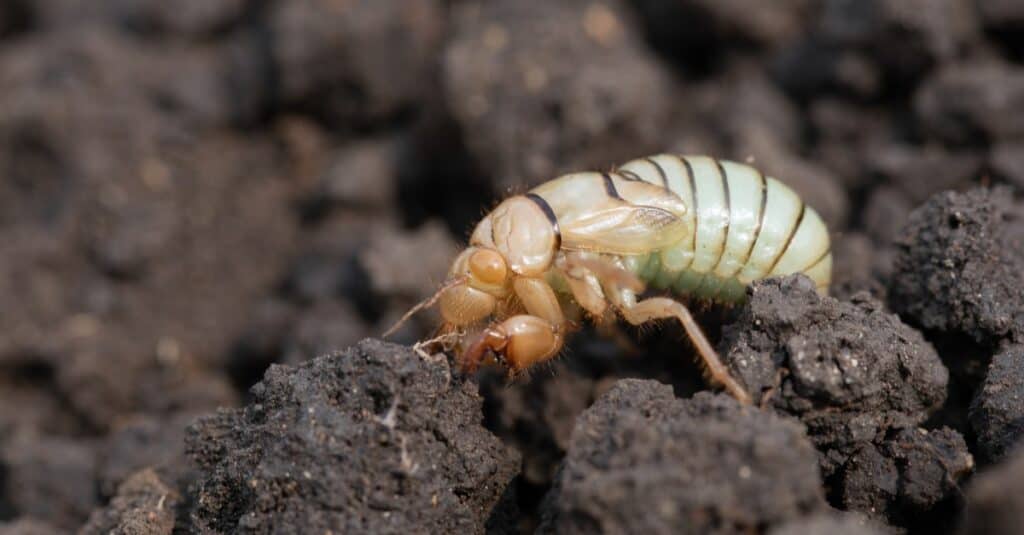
(476, 319), (725, 502)
(807, 99), (894, 191)
(853, 0), (979, 86)
(538, 380), (825, 534)
(718, 70), (804, 149)
(26, 0), (248, 37)
(974, 1), (1024, 62)
(632, 0), (813, 54)
(718, 275), (974, 527)
(277, 227), (370, 308)
(186, 339), (520, 533)
(479, 365), (598, 488)
(862, 186), (915, 245)
(830, 232), (891, 302)
(775, 0), (978, 99)
(309, 138), (400, 212)
(720, 275), (976, 526)
(721, 275), (948, 471)
(1, 433), (99, 530)
(278, 301), (373, 367)
(915, 62), (1024, 145)
(969, 344), (1024, 462)
(80, 469), (179, 535)
(960, 445), (1024, 535)
(124, 0), (250, 37)
(837, 427), (972, 524)
(357, 220), (461, 337)
(977, 0), (1024, 30)
(889, 188), (1024, 346)
(358, 220), (460, 303)
(268, 0), (444, 125)
(769, 511), (889, 535)
(0, 518), (65, 535)
(0, 359), (84, 439)
(444, 0), (673, 190)
(0, 26), (295, 430)
(96, 413), (198, 499)
(869, 145), (985, 205)
(989, 140), (1024, 192)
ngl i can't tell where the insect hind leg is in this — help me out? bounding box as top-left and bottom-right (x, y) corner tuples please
(615, 294), (752, 405)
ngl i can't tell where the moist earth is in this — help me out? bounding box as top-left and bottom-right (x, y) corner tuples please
(186, 339), (519, 534)
(537, 381), (826, 535)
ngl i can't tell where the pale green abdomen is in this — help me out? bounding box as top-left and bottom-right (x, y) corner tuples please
(624, 251), (750, 303)
(616, 154), (833, 303)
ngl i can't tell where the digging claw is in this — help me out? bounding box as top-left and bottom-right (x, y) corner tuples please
(456, 315), (562, 376)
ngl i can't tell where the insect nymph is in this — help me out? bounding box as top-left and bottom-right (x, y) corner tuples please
(395, 154), (831, 404)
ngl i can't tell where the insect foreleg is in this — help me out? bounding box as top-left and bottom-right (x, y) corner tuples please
(610, 290), (752, 405)
(512, 278), (565, 327)
(461, 278), (567, 377)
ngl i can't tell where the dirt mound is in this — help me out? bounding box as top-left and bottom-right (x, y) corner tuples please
(187, 339), (519, 533)
(538, 381), (825, 534)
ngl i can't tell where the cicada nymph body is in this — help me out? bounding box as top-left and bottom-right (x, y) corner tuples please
(390, 154), (832, 405)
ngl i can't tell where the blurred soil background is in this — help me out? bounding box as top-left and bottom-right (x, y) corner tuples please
(0, 0), (1023, 533)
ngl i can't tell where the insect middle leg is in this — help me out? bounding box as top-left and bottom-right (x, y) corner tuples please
(607, 283), (752, 405)
(558, 254), (751, 404)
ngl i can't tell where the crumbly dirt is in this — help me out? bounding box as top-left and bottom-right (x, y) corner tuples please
(444, 0), (674, 192)
(769, 512), (890, 535)
(889, 187), (1024, 346)
(969, 343), (1024, 462)
(959, 445), (1024, 535)
(80, 469), (179, 535)
(2, 0), (1024, 533)
(721, 276), (948, 467)
(186, 339), (519, 534)
(537, 380), (826, 534)
(719, 275), (973, 526)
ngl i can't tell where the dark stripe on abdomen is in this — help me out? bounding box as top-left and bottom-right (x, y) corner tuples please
(738, 170), (768, 269)
(617, 170), (643, 182)
(712, 159), (732, 269)
(801, 245), (831, 273)
(766, 201), (806, 275)
(525, 193), (562, 250)
(645, 157), (670, 189)
(602, 172), (622, 200)
(678, 156), (698, 220)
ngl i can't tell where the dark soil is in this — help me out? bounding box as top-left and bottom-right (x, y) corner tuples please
(80, 469), (180, 535)
(969, 343), (1024, 462)
(186, 339), (519, 534)
(1, 0), (1023, 533)
(537, 381), (826, 534)
(890, 188), (1024, 346)
(770, 512), (889, 535)
(960, 445), (1024, 535)
(719, 275), (973, 527)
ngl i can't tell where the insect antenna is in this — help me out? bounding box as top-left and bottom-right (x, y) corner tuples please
(382, 275), (468, 338)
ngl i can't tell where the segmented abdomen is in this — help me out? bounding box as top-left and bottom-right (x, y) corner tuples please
(618, 154), (831, 302)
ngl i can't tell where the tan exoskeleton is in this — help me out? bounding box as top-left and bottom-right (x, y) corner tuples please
(387, 154), (833, 405)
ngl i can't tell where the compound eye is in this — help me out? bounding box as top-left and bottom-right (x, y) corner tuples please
(469, 249), (508, 285)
